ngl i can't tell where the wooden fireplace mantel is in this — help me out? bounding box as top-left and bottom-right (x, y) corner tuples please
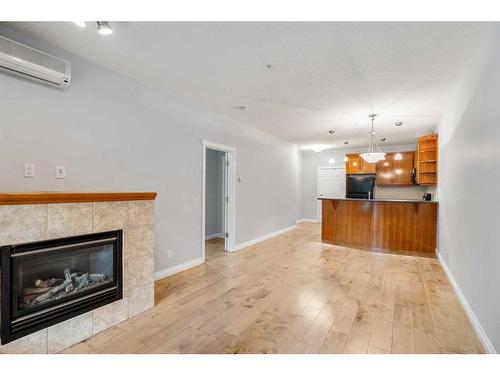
(0, 192), (157, 205)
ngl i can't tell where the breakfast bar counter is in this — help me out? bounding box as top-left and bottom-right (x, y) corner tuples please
(319, 198), (438, 254)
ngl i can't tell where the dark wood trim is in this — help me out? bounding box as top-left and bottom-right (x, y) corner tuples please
(0, 192), (157, 205)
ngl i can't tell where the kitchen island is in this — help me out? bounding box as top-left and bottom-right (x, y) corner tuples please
(319, 198), (438, 254)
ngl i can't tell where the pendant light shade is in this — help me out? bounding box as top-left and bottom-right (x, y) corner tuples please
(359, 152), (386, 163)
(343, 141), (349, 162)
(328, 130), (335, 164)
(360, 114), (385, 163)
(394, 121), (403, 160)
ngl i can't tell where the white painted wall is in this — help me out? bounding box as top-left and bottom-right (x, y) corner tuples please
(437, 24), (499, 353)
(0, 27), (299, 274)
(300, 144), (428, 220)
(204, 149), (224, 237)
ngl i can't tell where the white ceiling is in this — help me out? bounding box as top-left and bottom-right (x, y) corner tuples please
(4, 22), (489, 148)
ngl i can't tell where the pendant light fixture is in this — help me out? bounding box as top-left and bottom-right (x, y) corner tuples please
(360, 114), (386, 163)
(343, 141), (349, 162)
(394, 121), (403, 160)
(328, 130), (335, 164)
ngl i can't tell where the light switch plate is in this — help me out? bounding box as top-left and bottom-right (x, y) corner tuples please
(24, 163), (35, 178)
(55, 165), (66, 179)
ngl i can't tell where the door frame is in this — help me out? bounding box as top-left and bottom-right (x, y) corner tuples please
(317, 166), (346, 222)
(202, 140), (236, 262)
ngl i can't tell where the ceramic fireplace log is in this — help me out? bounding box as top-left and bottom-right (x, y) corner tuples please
(88, 274), (107, 283)
(23, 287), (52, 296)
(34, 278), (59, 288)
(75, 273), (89, 290)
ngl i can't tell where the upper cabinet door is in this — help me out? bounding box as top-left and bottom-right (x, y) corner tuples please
(345, 154), (361, 174)
(361, 159), (376, 174)
(376, 152), (415, 185)
(376, 156), (395, 185)
(393, 152), (414, 185)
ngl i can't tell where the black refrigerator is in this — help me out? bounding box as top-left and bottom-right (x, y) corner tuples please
(346, 174), (376, 199)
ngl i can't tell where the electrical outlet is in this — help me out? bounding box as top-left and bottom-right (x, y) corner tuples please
(166, 250), (173, 258)
(24, 163), (35, 178)
(55, 165), (66, 179)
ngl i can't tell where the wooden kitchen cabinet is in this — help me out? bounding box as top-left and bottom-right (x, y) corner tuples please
(345, 154), (376, 174)
(375, 151), (415, 185)
(416, 134), (438, 185)
(346, 154), (361, 174)
(361, 159), (376, 174)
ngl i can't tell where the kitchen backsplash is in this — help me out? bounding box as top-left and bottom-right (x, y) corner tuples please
(375, 185), (429, 200)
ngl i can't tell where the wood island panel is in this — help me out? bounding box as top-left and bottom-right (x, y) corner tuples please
(321, 199), (373, 248)
(321, 199), (437, 253)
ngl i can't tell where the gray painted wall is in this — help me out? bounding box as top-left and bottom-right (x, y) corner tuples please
(437, 24), (499, 352)
(300, 144), (428, 220)
(205, 149), (223, 236)
(0, 27), (299, 274)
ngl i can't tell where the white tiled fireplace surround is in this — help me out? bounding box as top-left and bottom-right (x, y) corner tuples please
(0, 194), (155, 354)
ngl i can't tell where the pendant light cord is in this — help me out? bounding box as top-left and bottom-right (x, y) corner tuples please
(367, 115), (382, 154)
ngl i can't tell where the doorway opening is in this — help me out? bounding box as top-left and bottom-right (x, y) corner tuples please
(202, 141), (236, 262)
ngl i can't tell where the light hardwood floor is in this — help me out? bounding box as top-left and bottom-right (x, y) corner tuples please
(62, 223), (484, 354)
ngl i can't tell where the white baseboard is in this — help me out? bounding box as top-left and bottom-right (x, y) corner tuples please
(154, 257), (204, 281)
(436, 249), (496, 354)
(205, 233), (224, 240)
(296, 218), (319, 224)
(233, 224), (296, 252)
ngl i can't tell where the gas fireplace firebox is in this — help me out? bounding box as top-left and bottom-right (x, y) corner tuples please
(1, 230), (123, 344)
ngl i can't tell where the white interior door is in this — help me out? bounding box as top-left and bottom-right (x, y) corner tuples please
(331, 168), (346, 198)
(317, 168), (346, 222)
(318, 170), (335, 199)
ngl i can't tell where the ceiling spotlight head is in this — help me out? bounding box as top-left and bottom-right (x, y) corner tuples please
(97, 21), (113, 35)
(265, 64), (272, 70)
(395, 121), (403, 127)
(344, 141), (349, 145)
(73, 21), (86, 27)
(380, 138), (387, 142)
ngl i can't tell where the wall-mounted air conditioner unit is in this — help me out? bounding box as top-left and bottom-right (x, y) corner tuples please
(0, 35), (71, 88)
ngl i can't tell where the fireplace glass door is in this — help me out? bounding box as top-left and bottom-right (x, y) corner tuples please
(14, 241), (115, 316)
(1, 230), (123, 344)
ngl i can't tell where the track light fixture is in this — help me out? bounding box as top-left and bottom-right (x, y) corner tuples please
(97, 21), (113, 35)
(328, 130), (336, 164)
(343, 141), (349, 162)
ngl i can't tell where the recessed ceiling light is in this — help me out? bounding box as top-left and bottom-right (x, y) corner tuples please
(73, 21), (86, 27)
(233, 106), (247, 111)
(265, 64), (272, 70)
(97, 21), (113, 35)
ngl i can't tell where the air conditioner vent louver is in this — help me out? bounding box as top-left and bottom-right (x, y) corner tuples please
(0, 35), (71, 88)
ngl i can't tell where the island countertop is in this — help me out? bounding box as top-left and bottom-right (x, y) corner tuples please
(320, 197), (438, 254)
(318, 197), (438, 204)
